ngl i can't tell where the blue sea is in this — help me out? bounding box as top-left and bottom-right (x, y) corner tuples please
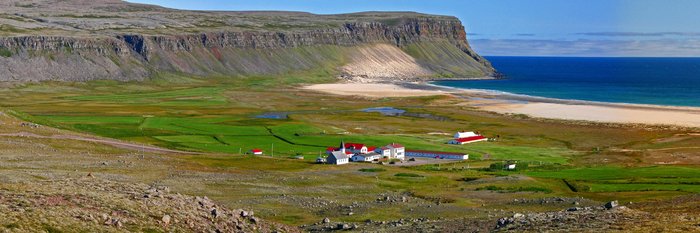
(432, 57), (700, 107)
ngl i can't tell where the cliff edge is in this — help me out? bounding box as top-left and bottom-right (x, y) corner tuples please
(0, 0), (494, 82)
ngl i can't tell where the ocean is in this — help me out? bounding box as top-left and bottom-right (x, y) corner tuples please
(432, 57), (700, 107)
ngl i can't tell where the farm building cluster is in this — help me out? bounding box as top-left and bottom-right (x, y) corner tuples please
(249, 131), (490, 166)
(323, 141), (406, 165)
(322, 131), (487, 165)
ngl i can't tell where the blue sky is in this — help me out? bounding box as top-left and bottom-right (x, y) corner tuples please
(127, 0), (700, 57)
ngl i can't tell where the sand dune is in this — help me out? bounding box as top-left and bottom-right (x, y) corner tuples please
(341, 43), (433, 79)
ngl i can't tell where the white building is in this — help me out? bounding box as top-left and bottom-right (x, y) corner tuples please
(376, 143), (405, 160)
(405, 150), (469, 160)
(327, 151), (350, 165)
(351, 153), (382, 162)
(448, 136), (487, 145)
(449, 131), (487, 144)
(504, 163), (517, 170)
(454, 131), (479, 139)
(249, 149), (263, 155)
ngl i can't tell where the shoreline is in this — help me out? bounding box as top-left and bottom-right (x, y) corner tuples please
(419, 82), (700, 114)
(302, 81), (700, 128)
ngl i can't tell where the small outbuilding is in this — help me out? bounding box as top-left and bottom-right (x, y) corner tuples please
(448, 136), (487, 145)
(504, 162), (517, 170)
(351, 153), (382, 162)
(250, 149), (263, 155)
(449, 131), (487, 144)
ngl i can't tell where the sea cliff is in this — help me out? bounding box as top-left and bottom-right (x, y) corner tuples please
(0, 0), (494, 81)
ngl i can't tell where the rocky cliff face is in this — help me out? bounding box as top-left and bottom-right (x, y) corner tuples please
(0, 0), (494, 82)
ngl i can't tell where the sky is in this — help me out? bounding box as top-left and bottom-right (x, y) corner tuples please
(127, 0), (700, 57)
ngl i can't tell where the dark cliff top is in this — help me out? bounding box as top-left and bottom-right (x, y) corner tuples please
(0, 0), (461, 37)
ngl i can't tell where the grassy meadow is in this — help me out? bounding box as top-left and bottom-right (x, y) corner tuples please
(1, 70), (700, 224)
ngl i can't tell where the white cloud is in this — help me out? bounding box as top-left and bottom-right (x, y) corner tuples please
(470, 38), (700, 57)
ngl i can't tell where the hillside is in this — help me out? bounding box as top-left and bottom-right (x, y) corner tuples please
(0, 0), (494, 82)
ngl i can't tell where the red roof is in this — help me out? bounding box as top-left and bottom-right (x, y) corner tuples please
(455, 135), (486, 143)
(326, 147), (337, 152)
(345, 143), (366, 149)
(388, 143), (404, 148)
(251, 149), (263, 153)
(367, 146), (377, 151)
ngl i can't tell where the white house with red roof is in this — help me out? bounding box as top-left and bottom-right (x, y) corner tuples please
(327, 141), (376, 156)
(448, 131), (487, 145)
(376, 143), (405, 160)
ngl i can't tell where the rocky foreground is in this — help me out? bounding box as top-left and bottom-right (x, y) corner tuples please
(0, 177), (298, 232)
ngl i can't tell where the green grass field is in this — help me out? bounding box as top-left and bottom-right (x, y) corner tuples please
(527, 166), (700, 193)
(2, 70), (700, 225)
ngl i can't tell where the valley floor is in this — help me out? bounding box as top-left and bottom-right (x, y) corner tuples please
(1, 74), (700, 232)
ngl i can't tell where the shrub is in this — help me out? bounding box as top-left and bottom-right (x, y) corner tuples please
(476, 185), (552, 193)
(395, 173), (424, 178)
(359, 168), (386, 173)
(459, 177), (480, 182)
(0, 47), (12, 58)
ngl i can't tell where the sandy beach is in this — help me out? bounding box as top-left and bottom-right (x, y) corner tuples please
(302, 83), (447, 98)
(303, 82), (700, 128)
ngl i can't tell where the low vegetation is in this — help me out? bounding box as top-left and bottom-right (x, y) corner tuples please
(0, 47), (11, 57)
(1, 70), (699, 230)
(359, 168), (386, 172)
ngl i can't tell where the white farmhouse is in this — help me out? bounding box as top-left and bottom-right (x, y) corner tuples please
(377, 143), (405, 160)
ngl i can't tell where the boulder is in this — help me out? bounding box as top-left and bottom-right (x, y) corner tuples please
(604, 200), (618, 209)
(162, 215), (171, 226)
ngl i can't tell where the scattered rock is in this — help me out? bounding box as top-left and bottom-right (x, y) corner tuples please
(605, 200), (619, 209)
(337, 223), (350, 230)
(162, 214), (171, 226)
(322, 217), (330, 224)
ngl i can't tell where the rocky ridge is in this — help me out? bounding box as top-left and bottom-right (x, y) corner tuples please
(0, 177), (298, 232)
(0, 0), (494, 82)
